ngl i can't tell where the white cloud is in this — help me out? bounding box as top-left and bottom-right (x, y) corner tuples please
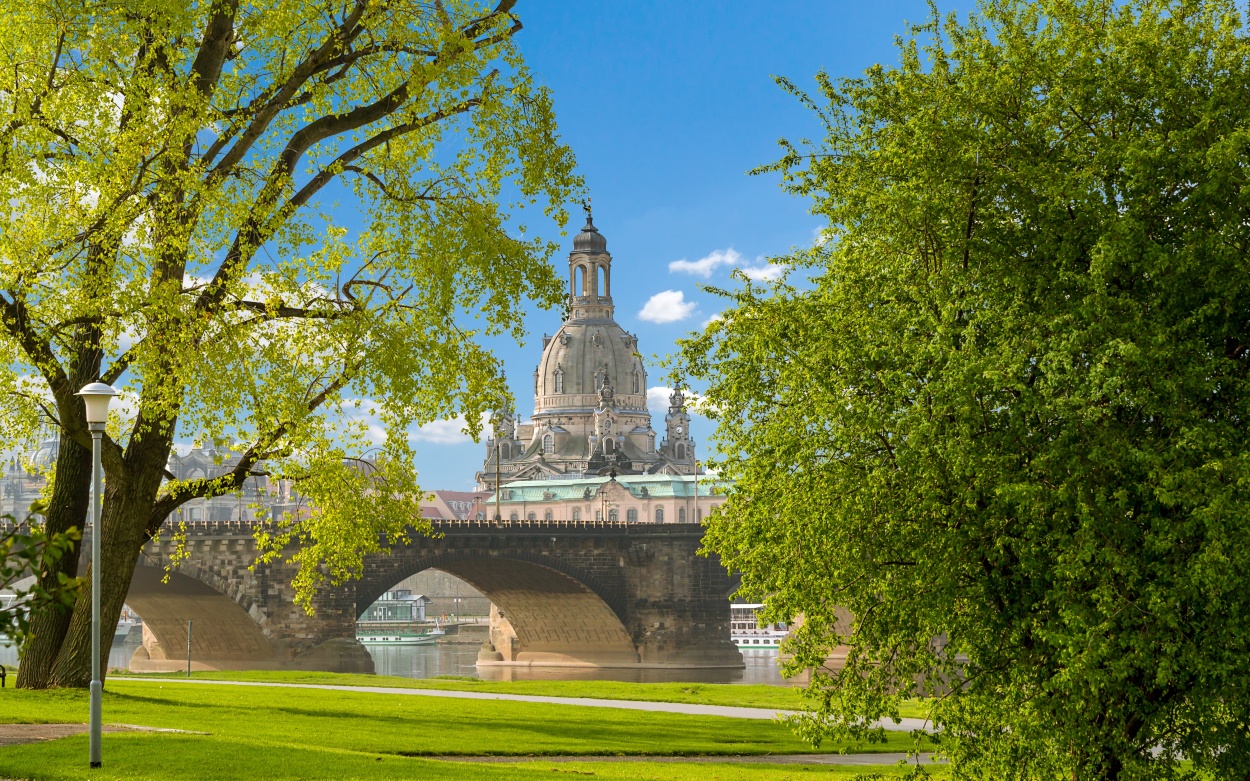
(741, 263), (784, 281)
(410, 418), (474, 445)
(668, 248), (743, 278)
(648, 386), (711, 416)
(701, 313), (722, 328)
(638, 290), (697, 323)
(647, 386), (674, 415)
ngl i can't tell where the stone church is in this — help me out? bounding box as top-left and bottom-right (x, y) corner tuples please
(476, 211), (702, 492)
(471, 211), (727, 525)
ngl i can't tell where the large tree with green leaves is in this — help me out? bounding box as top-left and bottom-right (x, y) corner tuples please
(2, 0), (580, 690)
(680, 0), (1250, 777)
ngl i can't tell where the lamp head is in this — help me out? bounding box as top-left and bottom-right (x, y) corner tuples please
(76, 382), (118, 425)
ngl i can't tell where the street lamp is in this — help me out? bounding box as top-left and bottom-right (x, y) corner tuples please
(76, 381), (116, 769)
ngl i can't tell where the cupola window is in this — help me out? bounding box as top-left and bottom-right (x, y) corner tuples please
(554, 367), (564, 394)
(543, 434), (554, 454)
(632, 371), (640, 394)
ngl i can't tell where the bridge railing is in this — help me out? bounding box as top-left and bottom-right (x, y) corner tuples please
(126, 517), (704, 536)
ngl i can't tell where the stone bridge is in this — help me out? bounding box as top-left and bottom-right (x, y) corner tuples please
(124, 519), (743, 674)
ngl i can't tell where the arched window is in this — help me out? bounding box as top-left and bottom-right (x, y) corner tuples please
(608, 509), (618, 522)
(655, 507), (664, 523)
(554, 368), (564, 394)
(575, 265), (587, 296)
(543, 434), (554, 454)
(509, 511), (519, 521)
(627, 508), (638, 523)
(597, 265), (606, 297)
(678, 507), (686, 523)
(572, 508), (581, 521)
(544, 510), (553, 521)
(534, 370), (539, 395)
(632, 371), (640, 394)
(527, 512), (536, 520)
(647, 433), (655, 454)
(500, 443), (510, 460)
(604, 438), (615, 454)
(676, 443), (686, 460)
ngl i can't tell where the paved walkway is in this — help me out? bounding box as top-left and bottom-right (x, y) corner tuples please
(442, 753), (941, 766)
(114, 677), (933, 732)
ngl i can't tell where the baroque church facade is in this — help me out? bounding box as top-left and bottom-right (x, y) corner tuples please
(476, 211), (700, 491)
(473, 212), (725, 524)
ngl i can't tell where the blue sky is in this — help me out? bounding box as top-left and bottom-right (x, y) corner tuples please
(411, 0), (937, 490)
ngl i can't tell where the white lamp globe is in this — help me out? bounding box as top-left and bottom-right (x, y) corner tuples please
(76, 382), (118, 425)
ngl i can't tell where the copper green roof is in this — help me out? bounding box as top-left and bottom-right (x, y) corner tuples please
(485, 474), (729, 504)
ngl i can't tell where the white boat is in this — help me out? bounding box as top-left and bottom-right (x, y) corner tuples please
(115, 618), (142, 640)
(730, 603), (789, 649)
(356, 628), (446, 645)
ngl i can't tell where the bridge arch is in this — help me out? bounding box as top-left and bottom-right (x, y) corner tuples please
(361, 551), (639, 666)
(125, 560), (283, 671)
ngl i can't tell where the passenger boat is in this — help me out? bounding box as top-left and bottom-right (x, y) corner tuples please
(356, 627), (446, 645)
(730, 603), (790, 649)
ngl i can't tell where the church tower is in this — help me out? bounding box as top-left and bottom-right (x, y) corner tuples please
(477, 207), (701, 490)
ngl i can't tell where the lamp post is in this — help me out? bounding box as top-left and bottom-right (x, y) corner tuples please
(76, 381), (116, 770)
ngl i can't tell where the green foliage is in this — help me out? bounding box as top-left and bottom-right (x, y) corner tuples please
(0, 1), (582, 611)
(0, 506), (81, 643)
(680, 0), (1250, 778)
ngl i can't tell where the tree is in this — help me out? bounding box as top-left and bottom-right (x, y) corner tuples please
(2, 0), (581, 690)
(679, 1), (1250, 777)
(0, 506), (81, 644)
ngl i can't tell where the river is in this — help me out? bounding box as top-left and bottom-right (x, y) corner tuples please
(1, 635), (790, 685)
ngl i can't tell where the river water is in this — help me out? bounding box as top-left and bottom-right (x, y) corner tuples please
(1, 636), (789, 686)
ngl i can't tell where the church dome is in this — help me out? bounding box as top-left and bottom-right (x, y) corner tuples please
(573, 215), (608, 254)
(28, 437), (59, 471)
(535, 318), (647, 417)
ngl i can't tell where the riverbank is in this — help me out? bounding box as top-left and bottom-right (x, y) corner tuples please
(0, 678), (937, 780)
(121, 669), (934, 720)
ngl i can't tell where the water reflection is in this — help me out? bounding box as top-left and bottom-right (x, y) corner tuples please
(368, 643), (789, 685)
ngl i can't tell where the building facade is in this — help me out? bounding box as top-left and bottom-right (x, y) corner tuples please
(476, 211), (702, 494)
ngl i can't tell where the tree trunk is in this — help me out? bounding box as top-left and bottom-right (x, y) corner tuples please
(16, 437), (93, 689)
(47, 455), (166, 688)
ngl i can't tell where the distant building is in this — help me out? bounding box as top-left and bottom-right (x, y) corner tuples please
(481, 473), (726, 524)
(476, 210), (702, 493)
(0, 436), (57, 519)
(420, 490), (489, 521)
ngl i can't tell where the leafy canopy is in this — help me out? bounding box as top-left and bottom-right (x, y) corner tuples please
(0, 509), (81, 644)
(0, 0), (581, 605)
(681, 1), (1250, 778)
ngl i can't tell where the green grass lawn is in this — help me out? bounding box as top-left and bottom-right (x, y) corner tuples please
(0, 680), (935, 780)
(122, 669), (934, 721)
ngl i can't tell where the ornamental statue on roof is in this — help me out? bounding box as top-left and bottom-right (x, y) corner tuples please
(476, 208), (701, 490)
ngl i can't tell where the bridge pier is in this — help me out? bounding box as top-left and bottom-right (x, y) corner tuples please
(364, 520), (743, 670)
